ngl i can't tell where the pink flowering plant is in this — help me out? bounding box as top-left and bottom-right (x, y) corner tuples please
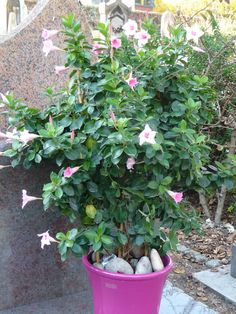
(1, 16), (215, 261)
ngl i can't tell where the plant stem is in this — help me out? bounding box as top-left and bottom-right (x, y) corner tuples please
(198, 191), (211, 219)
(96, 251), (100, 263)
(215, 126), (236, 225)
(118, 223), (124, 258)
(77, 70), (83, 103)
(144, 243), (148, 256)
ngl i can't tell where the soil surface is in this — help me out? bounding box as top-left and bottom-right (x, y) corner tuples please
(168, 225), (236, 314)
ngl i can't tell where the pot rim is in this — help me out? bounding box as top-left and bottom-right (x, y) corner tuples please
(82, 253), (173, 281)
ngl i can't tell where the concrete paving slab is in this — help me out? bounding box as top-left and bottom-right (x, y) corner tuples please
(160, 282), (216, 314)
(0, 281), (216, 314)
(194, 265), (236, 306)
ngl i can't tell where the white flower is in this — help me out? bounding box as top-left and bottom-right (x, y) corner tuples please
(37, 230), (58, 249)
(185, 25), (204, 44)
(122, 19), (138, 36)
(139, 124), (157, 145)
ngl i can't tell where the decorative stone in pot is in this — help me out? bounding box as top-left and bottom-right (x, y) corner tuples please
(82, 253), (173, 314)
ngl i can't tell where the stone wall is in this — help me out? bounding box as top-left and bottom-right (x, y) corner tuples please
(0, 0), (93, 113)
(0, 141), (89, 310)
(0, 0), (94, 310)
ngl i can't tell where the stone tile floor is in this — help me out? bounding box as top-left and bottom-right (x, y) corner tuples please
(194, 265), (236, 306)
(0, 281), (216, 314)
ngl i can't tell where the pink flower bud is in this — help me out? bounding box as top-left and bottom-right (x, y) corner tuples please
(70, 129), (75, 141)
(64, 166), (80, 178)
(109, 110), (116, 122)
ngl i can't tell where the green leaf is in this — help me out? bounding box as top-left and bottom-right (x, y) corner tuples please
(224, 179), (234, 190)
(71, 117), (85, 130)
(101, 235), (113, 246)
(35, 154), (42, 163)
(92, 241), (102, 251)
(55, 187), (63, 198)
(87, 181), (98, 193)
(112, 148), (123, 159)
(148, 181), (159, 190)
(65, 147), (86, 160)
(118, 233), (128, 245)
(3, 149), (17, 158)
(179, 120), (187, 131)
(56, 232), (67, 241)
(58, 241), (67, 255)
(84, 230), (97, 242)
(124, 144), (137, 157)
(86, 204), (97, 219)
(63, 185), (75, 196)
(67, 228), (78, 240)
(65, 240), (74, 247)
(198, 176), (211, 188)
(134, 235), (144, 246)
(72, 243), (83, 254)
(171, 101), (186, 116)
(161, 176), (172, 186)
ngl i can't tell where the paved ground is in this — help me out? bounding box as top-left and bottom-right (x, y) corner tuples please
(194, 265), (236, 306)
(0, 281), (216, 314)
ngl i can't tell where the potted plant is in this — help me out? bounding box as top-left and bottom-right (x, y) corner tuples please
(0, 16), (214, 314)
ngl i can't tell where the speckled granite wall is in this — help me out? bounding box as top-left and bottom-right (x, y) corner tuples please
(0, 0), (94, 310)
(0, 0), (93, 118)
(0, 142), (89, 310)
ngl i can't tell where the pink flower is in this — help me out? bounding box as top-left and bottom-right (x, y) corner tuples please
(185, 26), (204, 44)
(42, 29), (59, 40)
(109, 110), (116, 122)
(70, 129), (75, 141)
(135, 30), (150, 47)
(0, 93), (9, 107)
(111, 37), (121, 49)
(0, 130), (16, 142)
(167, 190), (183, 203)
(19, 130), (40, 144)
(126, 158), (136, 170)
(92, 43), (103, 55)
(139, 124), (157, 145)
(0, 129), (39, 144)
(0, 165), (11, 170)
(37, 230), (58, 249)
(0, 128), (20, 143)
(22, 189), (41, 209)
(64, 166), (80, 178)
(55, 66), (69, 75)
(191, 46), (205, 53)
(42, 40), (62, 57)
(122, 19), (138, 36)
(126, 73), (138, 90)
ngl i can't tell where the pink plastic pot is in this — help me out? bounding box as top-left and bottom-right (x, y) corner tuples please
(82, 254), (173, 314)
